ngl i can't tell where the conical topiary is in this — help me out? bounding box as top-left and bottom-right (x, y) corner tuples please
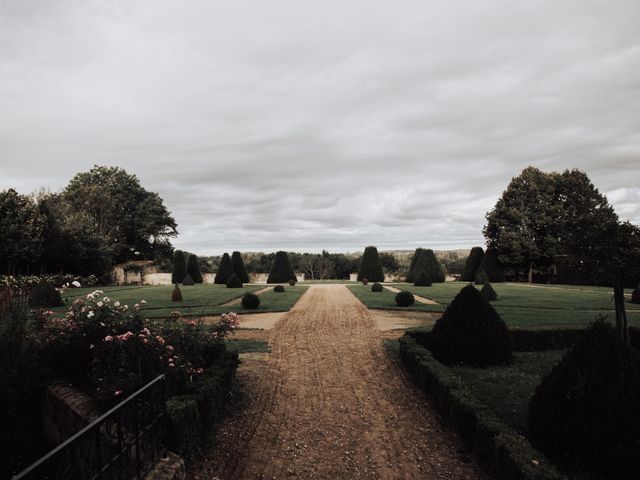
(528, 321), (640, 479)
(214, 253), (234, 285)
(226, 274), (243, 288)
(357, 246), (384, 282)
(406, 248), (426, 283)
(182, 273), (195, 286)
(461, 247), (484, 282)
(171, 284), (183, 301)
(632, 283), (640, 304)
(475, 270), (489, 285)
(481, 282), (497, 301)
(186, 254), (203, 284)
(431, 284), (513, 366)
(171, 250), (186, 284)
(414, 269), (432, 287)
(232, 251), (250, 283)
(408, 249), (444, 283)
(476, 247), (505, 282)
(267, 251), (296, 283)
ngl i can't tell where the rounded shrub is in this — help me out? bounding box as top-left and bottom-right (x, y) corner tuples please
(413, 269), (432, 287)
(226, 274), (243, 289)
(274, 285), (285, 293)
(362, 278), (369, 285)
(29, 280), (63, 308)
(171, 284), (183, 302)
(289, 280), (296, 286)
(431, 284), (513, 366)
(632, 283), (640, 304)
(480, 282), (497, 301)
(371, 282), (383, 292)
(475, 270), (489, 286)
(395, 291), (415, 307)
(182, 273), (195, 286)
(528, 321), (640, 479)
(241, 292), (260, 310)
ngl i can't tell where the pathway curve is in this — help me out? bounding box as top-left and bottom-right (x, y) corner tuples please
(194, 285), (483, 479)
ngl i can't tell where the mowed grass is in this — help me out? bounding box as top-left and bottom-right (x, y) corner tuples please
(226, 339), (270, 354)
(57, 284), (308, 318)
(349, 282), (640, 329)
(450, 350), (564, 434)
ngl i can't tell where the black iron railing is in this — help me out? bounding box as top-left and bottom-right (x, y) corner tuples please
(13, 374), (167, 480)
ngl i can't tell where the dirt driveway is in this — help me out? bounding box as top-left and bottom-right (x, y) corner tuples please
(193, 285), (483, 479)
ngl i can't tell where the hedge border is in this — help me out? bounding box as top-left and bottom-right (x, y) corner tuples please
(398, 336), (566, 480)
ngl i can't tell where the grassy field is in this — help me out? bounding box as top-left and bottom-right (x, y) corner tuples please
(450, 350), (564, 433)
(349, 281), (640, 329)
(57, 284), (308, 318)
(226, 339), (270, 354)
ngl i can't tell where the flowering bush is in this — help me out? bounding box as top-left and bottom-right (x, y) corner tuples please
(39, 291), (240, 403)
(0, 274), (99, 290)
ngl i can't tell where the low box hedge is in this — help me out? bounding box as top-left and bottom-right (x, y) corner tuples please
(398, 336), (565, 480)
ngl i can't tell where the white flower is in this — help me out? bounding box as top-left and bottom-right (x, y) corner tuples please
(87, 311), (94, 318)
(113, 301), (120, 307)
(86, 293), (95, 300)
(97, 301), (103, 307)
(140, 300), (147, 305)
(103, 297), (110, 303)
(72, 281), (81, 288)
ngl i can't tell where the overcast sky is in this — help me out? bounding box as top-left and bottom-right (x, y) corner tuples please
(1, 1), (639, 255)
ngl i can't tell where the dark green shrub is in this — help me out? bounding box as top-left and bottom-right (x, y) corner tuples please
(407, 249), (445, 283)
(267, 251), (296, 283)
(28, 280), (63, 308)
(171, 284), (183, 301)
(231, 251), (250, 283)
(186, 254), (203, 284)
(241, 293), (260, 310)
(214, 253), (234, 284)
(475, 270), (489, 285)
(431, 284), (513, 366)
(528, 321), (640, 479)
(395, 291), (415, 307)
(289, 280), (296, 286)
(166, 395), (202, 461)
(481, 282), (497, 301)
(357, 246), (384, 282)
(182, 273), (195, 286)
(414, 269), (432, 287)
(461, 246), (484, 282)
(273, 285), (285, 293)
(362, 278), (368, 285)
(406, 248), (426, 283)
(371, 282), (383, 292)
(477, 247), (505, 282)
(226, 274), (242, 289)
(171, 250), (186, 284)
(632, 283), (640, 304)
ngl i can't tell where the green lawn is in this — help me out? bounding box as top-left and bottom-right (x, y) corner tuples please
(57, 284), (308, 318)
(226, 339), (270, 354)
(450, 350), (564, 433)
(349, 281), (640, 329)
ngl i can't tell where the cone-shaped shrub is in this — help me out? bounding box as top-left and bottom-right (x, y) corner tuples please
(395, 291), (415, 307)
(480, 282), (497, 301)
(406, 248), (426, 282)
(431, 284), (513, 366)
(171, 284), (183, 302)
(528, 321), (640, 479)
(214, 253), (234, 285)
(475, 270), (489, 286)
(231, 251), (250, 283)
(171, 250), (187, 284)
(461, 247), (484, 281)
(267, 251), (296, 283)
(182, 273), (195, 286)
(632, 283), (640, 304)
(242, 292), (260, 309)
(371, 282), (383, 292)
(273, 285), (285, 293)
(357, 246), (384, 282)
(29, 280), (63, 308)
(414, 269), (432, 287)
(226, 274), (243, 289)
(476, 247), (505, 282)
(186, 254), (203, 284)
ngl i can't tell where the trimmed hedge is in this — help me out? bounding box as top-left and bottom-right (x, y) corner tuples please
(408, 249), (445, 283)
(267, 251), (297, 284)
(273, 285), (285, 293)
(357, 246), (384, 282)
(215, 253), (234, 285)
(171, 250), (187, 285)
(231, 251), (250, 284)
(481, 282), (497, 301)
(242, 292), (260, 309)
(477, 247), (505, 282)
(28, 280), (63, 308)
(406, 248), (426, 283)
(289, 280), (296, 286)
(414, 269), (432, 287)
(395, 291), (415, 307)
(371, 282), (383, 292)
(462, 246), (484, 282)
(475, 270), (489, 286)
(399, 336), (565, 480)
(226, 274), (243, 289)
(182, 273), (195, 286)
(187, 254), (203, 284)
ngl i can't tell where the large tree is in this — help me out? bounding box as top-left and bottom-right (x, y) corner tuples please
(63, 166), (177, 264)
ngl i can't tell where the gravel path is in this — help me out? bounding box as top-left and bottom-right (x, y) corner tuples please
(193, 285), (484, 479)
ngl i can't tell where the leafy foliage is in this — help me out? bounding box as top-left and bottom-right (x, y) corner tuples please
(28, 280), (63, 308)
(267, 251), (296, 284)
(231, 251), (250, 283)
(357, 246), (384, 282)
(395, 291), (415, 307)
(187, 254), (203, 284)
(226, 274), (243, 289)
(171, 250), (186, 284)
(528, 321), (640, 479)
(214, 253), (234, 285)
(461, 247), (484, 282)
(476, 248), (505, 282)
(480, 282), (497, 301)
(414, 269), (432, 287)
(371, 282), (383, 292)
(431, 284), (513, 366)
(241, 292), (260, 309)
